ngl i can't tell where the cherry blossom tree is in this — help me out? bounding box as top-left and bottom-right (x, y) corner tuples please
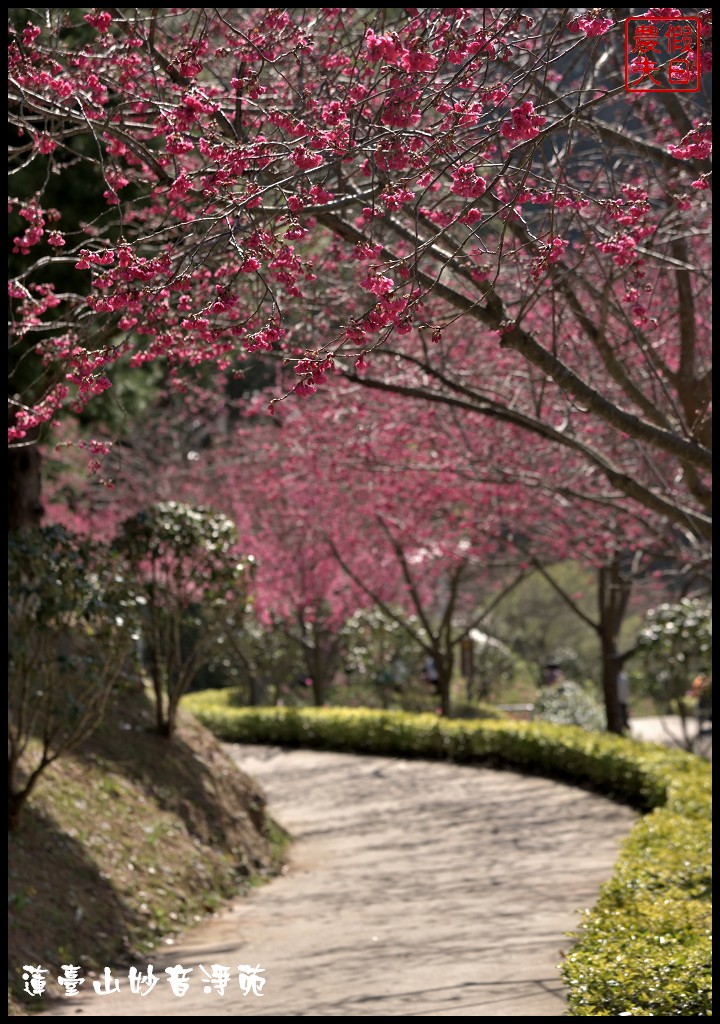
(8, 7), (712, 548)
(232, 497), (365, 709)
(239, 375), (704, 727)
(46, 349), (701, 732)
(137, 380), (638, 721)
(60, 379), (532, 714)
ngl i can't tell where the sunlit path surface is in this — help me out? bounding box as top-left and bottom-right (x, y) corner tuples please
(38, 746), (636, 1017)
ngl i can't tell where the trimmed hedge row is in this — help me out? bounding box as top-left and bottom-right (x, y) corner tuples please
(181, 693), (712, 1017)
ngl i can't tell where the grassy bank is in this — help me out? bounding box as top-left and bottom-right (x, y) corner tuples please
(8, 688), (288, 1016)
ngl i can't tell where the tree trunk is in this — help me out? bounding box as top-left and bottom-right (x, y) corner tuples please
(8, 441), (43, 532)
(150, 648), (167, 736)
(306, 622), (342, 707)
(249, 674), (266, 706)
(310, 653), (328, 707)
(598, 560), (633, 735)
(8, 790), (28, 832)
(600, 642), (625, 735)
(8, 762), (42, 832)
(164, 699), (179, 739)
(435, 649), (454, 717)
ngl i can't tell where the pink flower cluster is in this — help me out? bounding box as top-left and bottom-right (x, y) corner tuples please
(667, 126), (712, 162)
(359, 270), (395, 296)
(381, 186), (415, 211)
(294, 356), (334, 391)
(381, 83), (422, 128)
(364, 29), (438, 73)
(12, 199), (53, 255)
(531, 237), (569, 281)
(596, 236), (637, 267)
(242, 324), (284, 354)
(500, 102), (547, 143)
(84, 11), (113, 33)
(567, 14), (614, 37)
(364, 28), (406, 63)
(643, 8), (682, 18)
(75, 249), (116, 270)
(35, 134), (57, 154)
(293, 146), (324, 171)
(8, 383), (69, 442)
(450, 165), (487, 199)
(168, 172), (193, 199)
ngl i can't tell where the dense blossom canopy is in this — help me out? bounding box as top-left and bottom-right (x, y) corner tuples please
(8, 7), (712, 549)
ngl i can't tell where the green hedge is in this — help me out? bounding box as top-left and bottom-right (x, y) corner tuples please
(181, 692), (712, 1017)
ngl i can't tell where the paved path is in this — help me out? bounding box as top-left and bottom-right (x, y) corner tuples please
(38, 745), (636, 1017)
(630, 715), (712, 759)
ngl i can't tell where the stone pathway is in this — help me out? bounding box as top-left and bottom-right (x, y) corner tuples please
(38, 745), (636, 1017)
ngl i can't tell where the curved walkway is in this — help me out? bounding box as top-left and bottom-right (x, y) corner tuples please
(630, 714), (712, 759)
(38, 744), (636, 1017)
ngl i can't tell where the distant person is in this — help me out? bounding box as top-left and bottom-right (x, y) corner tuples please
(375, 666), (395, 708)
(688, 674), (712, 732)
(617, 670), (630, 732)
(424, 656), (440, 696)
(541, 662), (562, 687)
(390, 656), (407, 694)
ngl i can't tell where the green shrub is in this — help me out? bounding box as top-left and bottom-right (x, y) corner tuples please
(448, 701), (508, 721)
(534, 680), (607, 731)
(115, 502), (251, 738)
(8, 525), (134, 830)
(636, 598), (712, 712)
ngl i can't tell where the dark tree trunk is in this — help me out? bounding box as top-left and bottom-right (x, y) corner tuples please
(249, 675), (266, 706)
(434, 648), (454, 717)
(8, 441), (43, 532)
(307, 646), (328, 706)
(305, 622), (343, 707)
(600, 641), (625, 736)
(8, 790), (28, 832)
(598, 559), (633, 735)
(150, 647), (167, 737)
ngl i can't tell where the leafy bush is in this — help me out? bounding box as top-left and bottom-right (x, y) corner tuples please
(341, 607), (423, 682)
(534, 680), (606, 732)
(562, 804), (711, 1016)
(8, 525), (134, 830)
(636, 597), (712, 706)
(116, 502), (251, 738)
(181, 693), (711, 1017)
(447, 701), (507, 721)
(465, 631), (520, 701)
(635, 597), (712, 752)
(201, 611), (306, 704)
